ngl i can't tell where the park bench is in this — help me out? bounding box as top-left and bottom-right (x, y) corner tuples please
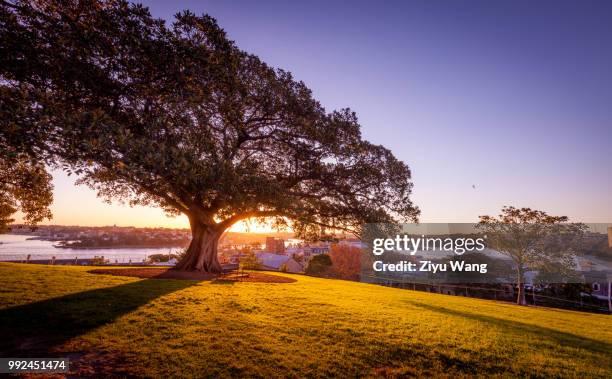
(219, 263), (249, 281)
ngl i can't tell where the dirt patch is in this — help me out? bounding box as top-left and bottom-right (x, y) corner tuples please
(88, 268), (296, 283)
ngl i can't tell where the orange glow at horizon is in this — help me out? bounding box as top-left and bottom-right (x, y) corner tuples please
(12, 169), (286, 233)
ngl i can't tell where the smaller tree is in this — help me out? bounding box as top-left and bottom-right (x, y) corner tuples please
(478, 206), (586, 305)
(305, 254), (333, 276)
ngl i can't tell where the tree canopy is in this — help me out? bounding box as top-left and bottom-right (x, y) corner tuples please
(0, 0), (419, 271)
(1, 79), (53, 231)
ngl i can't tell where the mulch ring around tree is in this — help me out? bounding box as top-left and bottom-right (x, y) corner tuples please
(88, 268), (297, 283)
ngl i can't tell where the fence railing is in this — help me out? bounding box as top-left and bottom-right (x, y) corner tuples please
(365, 275), (610, 314)
(0, 254), (153, 265)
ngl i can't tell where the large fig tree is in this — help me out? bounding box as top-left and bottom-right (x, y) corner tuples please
(0, 0), (419, 272)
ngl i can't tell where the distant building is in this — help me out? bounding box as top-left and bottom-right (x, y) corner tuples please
(302, 244), (330, 261)
(285, 246), (302, 255)
(339, 239), (365, 248)
(582, 271), (611, 301)
(256, 252), (302, 273)
(265, 237), (285, 254)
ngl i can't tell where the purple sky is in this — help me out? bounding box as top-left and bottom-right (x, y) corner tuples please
(29, 1), (612, 227)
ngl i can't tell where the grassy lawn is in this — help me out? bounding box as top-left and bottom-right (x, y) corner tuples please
(0, 263), (610, 378)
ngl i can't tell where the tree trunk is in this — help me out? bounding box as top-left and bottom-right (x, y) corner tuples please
(516, 268), (527, 305)
(174, 220), (223, 273)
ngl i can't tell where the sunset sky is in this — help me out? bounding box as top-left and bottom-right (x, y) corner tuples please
(17, 0), (612, 229)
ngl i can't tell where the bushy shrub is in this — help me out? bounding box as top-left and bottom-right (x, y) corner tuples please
(90, 256), (107, 265)
(241, 251), (261, 270)
(147, 253), (180, 263)
(328, 244), (361, 280)
(305, 254), (332, 276)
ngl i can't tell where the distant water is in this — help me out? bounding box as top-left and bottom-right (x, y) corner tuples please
(0, 234), (182, 263)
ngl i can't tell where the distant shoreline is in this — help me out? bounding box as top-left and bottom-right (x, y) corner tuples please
(54, 244), (186, 250)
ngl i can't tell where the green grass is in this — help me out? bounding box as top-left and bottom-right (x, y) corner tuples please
(0, 263), (610, 378)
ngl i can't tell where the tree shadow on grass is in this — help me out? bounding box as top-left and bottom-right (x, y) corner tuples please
(405, 300), (612, 357)
(0, 279), (197, 357)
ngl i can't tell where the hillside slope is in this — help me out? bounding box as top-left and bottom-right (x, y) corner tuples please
(0, 263), (610, 377)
